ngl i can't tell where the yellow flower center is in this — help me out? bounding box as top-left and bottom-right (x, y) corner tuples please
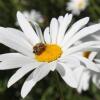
(76, 0), (85, 9)
(78, 2), (84, 8)
(83, 51), (91, 58)
(33, 43), (62, 62)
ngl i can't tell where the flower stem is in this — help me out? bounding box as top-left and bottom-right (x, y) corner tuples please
(54, 71), (64, 100)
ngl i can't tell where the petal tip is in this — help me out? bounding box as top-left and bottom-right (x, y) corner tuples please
(7, 78), (14, 88)
(17, 11), (23, 19)
(7, 82), (11, 88)
(17, 11), (21, 15)
(21, 87), (30, 99)
(85, 17), (90, 22)
(21, 91), (26, 99)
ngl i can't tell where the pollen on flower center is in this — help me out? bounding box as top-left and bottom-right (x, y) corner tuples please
(33, 43), (62, 62)
(83, 51), (91, 58)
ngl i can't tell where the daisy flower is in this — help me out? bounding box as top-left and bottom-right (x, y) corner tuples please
(89, 34), (100, 89)
(0, 11), (100, 98)
(72, 52), (97, 93)
(73, 40), (100, 93)
(66, 0), (88, 15)
(92, 54), (100, 89)
(74, 29), (100, 93)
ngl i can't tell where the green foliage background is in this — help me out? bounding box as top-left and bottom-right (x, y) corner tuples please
(0, 0), (100, 100)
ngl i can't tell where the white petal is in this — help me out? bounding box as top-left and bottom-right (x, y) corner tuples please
(49, 61), (57, 71)
(81, 30), (100, 42)
(63, 24), (100, 49)
(88, 52), (97, 61)
(73, 66), (83, 93)
(59, 56), (80, 69)
(77, 70), (90, 93)
(31, 22), (45, 43)
(58, 62), (77, 88)
(44, 27), (51, 43)
(58, 16), (63, 25)
(73, 66), (85, 84)
(73, 55), (100, 72)
(92, 74), (100, 89)
(82, 71), (91, 91)
(17, 11), (40, 45)
(0, 61), (21, 69)
(56, 64), (65, 76)
(0, 53), (34, 70)
(80, 70), (90, 92)
(0, 53), (33, 61)
(21, 63), (51, 98)
(50, 18), (59, 43)
(92, 34), (100, 41)
(62, 17), (89, 46)
(57, 14), (73, 45)
(7, 62), (42, 88)
(5, 28), (29, 40)
(0, 27), (33, 57)
(62, 41), (100, 57)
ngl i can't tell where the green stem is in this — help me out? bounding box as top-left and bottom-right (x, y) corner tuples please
(54, 71), (64, 100)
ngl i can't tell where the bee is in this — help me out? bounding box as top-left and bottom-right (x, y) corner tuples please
(33, 43), (46, 55)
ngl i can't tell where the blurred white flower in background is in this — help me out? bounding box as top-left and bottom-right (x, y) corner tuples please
(66, 0), (88, 15)
(16, 9), (44, 26)
(73, 32), (100, 93)
(23, 10), (44, 24)
(73, 52), (97, 93)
